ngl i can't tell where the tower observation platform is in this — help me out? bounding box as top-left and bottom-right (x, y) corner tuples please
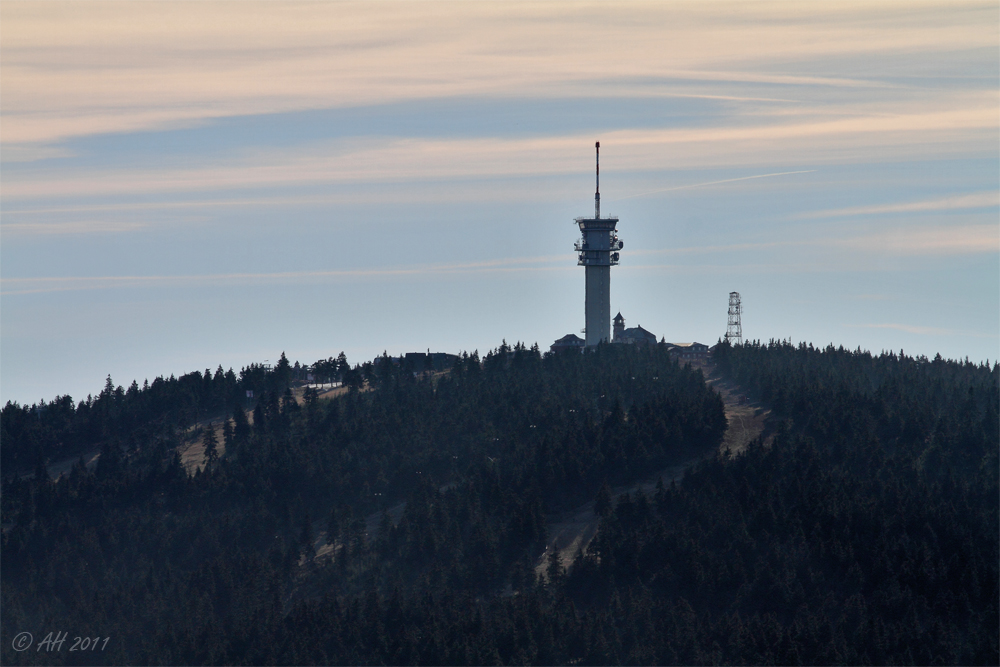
(575, 142), (622, 346)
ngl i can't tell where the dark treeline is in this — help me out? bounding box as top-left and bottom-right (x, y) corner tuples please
(711, 340), (998, 484)
(0, 352), (365, 476)
(2, 342), (727, 665)
(1, 355), (288, 474)
(551, 340), (998, 664)
(1, 341), (996, 664)
(253, 342), (995, 665)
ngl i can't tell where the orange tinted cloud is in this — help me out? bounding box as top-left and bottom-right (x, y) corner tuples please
(801, 191), (1000, 218)
(2, 1), (996, 146)
(4, 100), (996, 201)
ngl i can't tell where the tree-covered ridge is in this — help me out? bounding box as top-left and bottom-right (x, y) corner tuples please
(1, 343), (725, 665)
(225, 343), (724, 519)
(2, 359), (271, 474)
(1, 341), (995, 665)
(0, 352), (363, 476)
(711, 339), (998, 482)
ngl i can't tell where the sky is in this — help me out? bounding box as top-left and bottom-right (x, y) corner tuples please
(2, 1), (998, 406)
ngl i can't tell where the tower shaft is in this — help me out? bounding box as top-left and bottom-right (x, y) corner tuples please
(585, 265), (610, 346)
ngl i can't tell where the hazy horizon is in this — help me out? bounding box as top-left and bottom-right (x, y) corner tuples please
(3, 1), (998, 406)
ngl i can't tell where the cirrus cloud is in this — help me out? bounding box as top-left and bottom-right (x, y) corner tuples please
(3, 1), (997, 147)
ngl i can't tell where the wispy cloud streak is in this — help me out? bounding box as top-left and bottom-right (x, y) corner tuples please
(629, 224), (998, 258)
(7, 221), (996, 296)
(609, 170), (817, 201)
(801, 191), (999, 219)
(0, 255), (572, 296)
(845, 323), (997, 338)
(1, 220), (151, 236)
(3, 2), (996, 146)
(4, 101), (995, 201)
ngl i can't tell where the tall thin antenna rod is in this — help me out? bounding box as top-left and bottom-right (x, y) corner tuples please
(595, 141), (600, 219)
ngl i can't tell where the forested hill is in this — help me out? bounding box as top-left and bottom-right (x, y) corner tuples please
(0, 352), (360, 475)
(2, 341), (997, 665)
(1, 343), (724, 664)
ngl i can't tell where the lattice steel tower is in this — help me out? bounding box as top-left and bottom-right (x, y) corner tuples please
(726, 291), (742, 345)
(575, 142), (622, 346)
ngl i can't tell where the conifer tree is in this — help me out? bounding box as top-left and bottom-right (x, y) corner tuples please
(546, 549), (564, 587)
(232, 406), (251, 443)
(327, 508), (341, 546)
(300, 511), (315, 560)
(222, 418), (234, 451)
(595, 482), (613, 518)
(203, 424), (219, 466)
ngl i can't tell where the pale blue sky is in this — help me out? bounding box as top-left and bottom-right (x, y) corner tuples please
(2, 2), (998, 405)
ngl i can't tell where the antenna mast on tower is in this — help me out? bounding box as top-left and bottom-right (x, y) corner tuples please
(726, 292), (743, 345)
(595, 141), (600, 219)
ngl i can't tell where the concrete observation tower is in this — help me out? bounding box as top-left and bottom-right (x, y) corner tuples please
(575, 142), (622, 346)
